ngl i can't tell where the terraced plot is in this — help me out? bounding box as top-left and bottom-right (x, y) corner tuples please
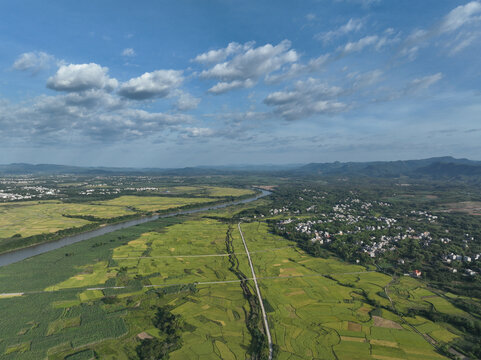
(237, 221), (449, 360)
(0, 211), (462, 359)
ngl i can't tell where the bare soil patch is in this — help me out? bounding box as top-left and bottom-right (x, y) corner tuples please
(372, 316), (403, 329)
(340, 336), (366, 342)
(441, 201), (481, 215)
(137, 332), (153, 340)
(347, 321), (362, 332)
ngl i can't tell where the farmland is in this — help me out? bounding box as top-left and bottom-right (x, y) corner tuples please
(0, 183), (256, 253)
(0, 210), (462, 359)
(0, 177), (478, 359)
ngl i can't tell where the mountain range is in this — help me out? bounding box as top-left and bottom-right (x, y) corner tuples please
(1, 157), (480, 179)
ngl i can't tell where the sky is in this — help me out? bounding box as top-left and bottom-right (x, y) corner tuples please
(1, 0), (480, 167)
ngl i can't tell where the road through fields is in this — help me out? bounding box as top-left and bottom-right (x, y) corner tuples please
(238, 222), (273, 360)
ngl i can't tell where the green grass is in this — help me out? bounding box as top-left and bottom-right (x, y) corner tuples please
(47, 316), (81, 336)
(4, 341), (31, 355)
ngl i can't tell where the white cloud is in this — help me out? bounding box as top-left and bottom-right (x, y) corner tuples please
(122, 48), (136, 57)
(0, 90), (192, 144)
(47, 63), (118, 92)
(265, 54), (330, 83)
(449, 31), (479, 54)
(400, 2), (481, 60)
(193, 42), (253, 64)
(406, 73), (443, 92)
(13, 51), (57, 73)
(180, 127), (215, 138)
(340, 35), (381, 54)
(174, 91), (201, 111)
(118, 70), (183, 100)
(208, 79), (255, 94)
(264, 78), (346, 120)
(199, 40), (298, 94)
(316, 18), (364, 43)
(440, 1), (481, 33)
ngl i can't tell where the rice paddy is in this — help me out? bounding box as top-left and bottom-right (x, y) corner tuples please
(0, 201), (465, 359)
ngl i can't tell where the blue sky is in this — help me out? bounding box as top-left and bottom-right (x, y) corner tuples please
(1, 0), (480, 167)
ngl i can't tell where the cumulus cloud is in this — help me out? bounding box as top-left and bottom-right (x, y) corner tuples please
(47, 63), (118, 92)
(122, 48), (136, 57)
(0, 90), (192, 144)
(208, 79), (255, 94)
(265, 54), (330, 83)
(118, 70), (183, 100)
(13, 51), (57, 73)
(193, 42), (253, 64)
(174, 91), (201, 111)
(264, 78), (346, 120)
(179, 127), (215, 139)
(198, 40), (298, 94)
(316, 18), (364, 43)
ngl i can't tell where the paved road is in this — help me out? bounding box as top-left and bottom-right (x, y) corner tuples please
(237, 222), (273, 360)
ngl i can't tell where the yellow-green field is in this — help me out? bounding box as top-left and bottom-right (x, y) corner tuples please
(0, 186), (254, 242)
(0, 210), (464, 360)
(158, 186), (256, 197)
(0, 201), (93, 238)
(236, 222), (450, 360)
(93, 196), (215, 212)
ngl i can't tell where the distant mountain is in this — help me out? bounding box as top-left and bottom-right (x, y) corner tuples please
(293, 157), (481, 179)
(415, 162), (481, 178)
(0, 162), (297, 176)
(0, 157), (480, 179)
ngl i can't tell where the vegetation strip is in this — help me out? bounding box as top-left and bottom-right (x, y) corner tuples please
(238, 222), (273, 360)
(111, 245), (296, 259)
(225, 225), (270, 359)
(0, 271), (375, 298)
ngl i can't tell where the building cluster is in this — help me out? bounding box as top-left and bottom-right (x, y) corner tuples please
(410, 210), (438, 223)
(269, 206), (289, 215)
(79, 188), (121, 195)
(0, 190), (33, 201)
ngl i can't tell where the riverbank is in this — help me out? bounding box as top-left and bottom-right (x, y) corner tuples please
(0, 189), (270, 267)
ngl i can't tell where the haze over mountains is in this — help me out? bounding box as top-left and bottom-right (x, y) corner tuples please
(1, 157), (481, 179)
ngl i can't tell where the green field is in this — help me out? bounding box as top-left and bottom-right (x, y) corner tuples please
(0, 186), (255, 251)
(236, 222), (448, 360)
(0, 200), (463, 359)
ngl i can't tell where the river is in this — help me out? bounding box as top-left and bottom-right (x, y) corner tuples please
(0, 189), (271, 267)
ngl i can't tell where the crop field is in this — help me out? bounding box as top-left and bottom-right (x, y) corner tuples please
(0, 214), (254, 359)
(93, 196), (215, 212)
(0, 186), (254, 247)
(169, 283), (252, 360)
(236, 222), (449, 360)
(157, 186), (256, 198)
(0, 203), (463, 359)
(0, 201), (93, 239)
